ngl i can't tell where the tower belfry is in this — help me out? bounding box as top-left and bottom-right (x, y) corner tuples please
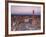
(33, 10), (34, 15)
(33, 10), (34, 18)
(32, 10), (35, 19)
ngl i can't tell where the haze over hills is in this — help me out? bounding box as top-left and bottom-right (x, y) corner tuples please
(11, 12), (40, 16)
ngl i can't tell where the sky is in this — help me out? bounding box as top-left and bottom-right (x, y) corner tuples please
(11, 6), (41, 15)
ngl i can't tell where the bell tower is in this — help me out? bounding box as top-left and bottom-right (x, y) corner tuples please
(32, 10), (35, 26)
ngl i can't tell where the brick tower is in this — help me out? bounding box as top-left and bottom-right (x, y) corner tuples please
(32, 10), (35, 26)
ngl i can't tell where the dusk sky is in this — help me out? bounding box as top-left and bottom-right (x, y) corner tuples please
(11, 6), (41, 15)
